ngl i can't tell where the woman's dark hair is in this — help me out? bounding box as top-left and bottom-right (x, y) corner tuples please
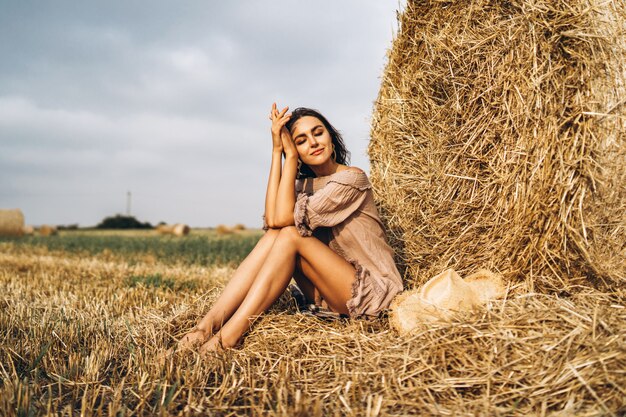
(285, 107), (351, 178)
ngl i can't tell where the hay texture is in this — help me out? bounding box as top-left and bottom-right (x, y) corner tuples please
(0, 209), (25, 237)
(369, 0), (625, 291)
(2, 247), (623, 415)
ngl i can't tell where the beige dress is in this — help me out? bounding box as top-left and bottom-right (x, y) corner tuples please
(293, 169), (403, 317)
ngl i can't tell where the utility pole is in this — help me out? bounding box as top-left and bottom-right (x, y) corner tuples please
(126, 191), (132, 216)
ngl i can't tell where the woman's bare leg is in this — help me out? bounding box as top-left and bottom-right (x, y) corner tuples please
(199, 226), (355, 352)
(177, 229), (281, 349)
(293, 256), (318, 304)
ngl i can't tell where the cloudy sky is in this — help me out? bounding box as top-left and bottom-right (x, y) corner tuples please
(0, 1), (403, 228)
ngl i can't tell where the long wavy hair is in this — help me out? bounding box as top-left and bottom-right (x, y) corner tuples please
(285, 108), (351, 178)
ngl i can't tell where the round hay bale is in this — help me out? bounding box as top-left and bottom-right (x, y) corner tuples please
(0, 209), (25, 236)
(369, 0), (625, 291)
(172, 223), (190, 237)
(233, 223), (246, 231)
(216, 224), (233, 235)
(38, 225), (58, 236)
(156, 224), (174, 235)
(157, 223), (190, 237)
(22, 225), (34, 235)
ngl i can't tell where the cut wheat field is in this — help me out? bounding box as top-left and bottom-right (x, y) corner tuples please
(1, 231), (624, 416)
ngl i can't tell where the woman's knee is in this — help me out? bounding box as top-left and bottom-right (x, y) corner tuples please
(277, 225), (300, 242)
(263, 226), (301, 250)
(248, 228), (281, 255)
(260, 228), (280, 243)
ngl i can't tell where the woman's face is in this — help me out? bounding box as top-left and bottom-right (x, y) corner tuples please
(290, 116), (334, 166)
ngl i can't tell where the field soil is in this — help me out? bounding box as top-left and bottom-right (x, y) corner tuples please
(1, 231), (624, 416)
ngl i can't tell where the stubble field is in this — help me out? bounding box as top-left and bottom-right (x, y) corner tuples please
(1, 230), (624, 416)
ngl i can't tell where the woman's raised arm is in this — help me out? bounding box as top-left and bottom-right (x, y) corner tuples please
(264, 103), (290, 228)
(271, 124), (298, 227)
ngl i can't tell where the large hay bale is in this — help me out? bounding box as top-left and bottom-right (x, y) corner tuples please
(0, 209), (25, 236)
(369, 0), (625, 291)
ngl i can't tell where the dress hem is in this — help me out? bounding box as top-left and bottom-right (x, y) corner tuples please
(346, 259), (372, 318)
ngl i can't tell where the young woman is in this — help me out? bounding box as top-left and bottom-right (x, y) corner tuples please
(176, 104), (402, 353)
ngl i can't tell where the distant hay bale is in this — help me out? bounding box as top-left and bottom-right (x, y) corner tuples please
(22, 225), (34, 235)
(233, 223), (246, 231)
(38, 225), (58, 236)
(216, 224), (233, 235)
(172, 223), (190, 237)
(156, 224), (174, 235)
(156, 223), (190, 237)
(0, 209), (25, 237)
(369, 0), (625, 291)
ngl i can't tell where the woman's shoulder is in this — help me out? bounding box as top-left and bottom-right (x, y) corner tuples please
(327, 167), (370, 190)
(333, 166), (367, 179)
(297, 167), (370, 193)
(339, 166), (366, 175)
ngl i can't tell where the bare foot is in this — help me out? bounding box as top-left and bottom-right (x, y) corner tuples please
(198, 330), (244, 356)
(176, 328), (209, 353)
(198, 334), (223, 355)
(158, 328), (208, 364)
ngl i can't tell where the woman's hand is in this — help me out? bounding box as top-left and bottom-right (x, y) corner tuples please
(269, 103), (291, 152)
(280, 126), (298, 159)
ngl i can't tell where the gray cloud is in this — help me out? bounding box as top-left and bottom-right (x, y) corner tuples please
(0, 1), (402, 227)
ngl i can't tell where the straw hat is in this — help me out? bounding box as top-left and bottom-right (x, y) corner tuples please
(390, 269), (505, 335)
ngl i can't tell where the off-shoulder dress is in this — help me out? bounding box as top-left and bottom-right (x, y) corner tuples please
(292, 168), (403, 317)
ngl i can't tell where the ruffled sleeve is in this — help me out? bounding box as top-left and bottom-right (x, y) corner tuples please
(293, 169), (371, 237)
(294, 193), (314, 236)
